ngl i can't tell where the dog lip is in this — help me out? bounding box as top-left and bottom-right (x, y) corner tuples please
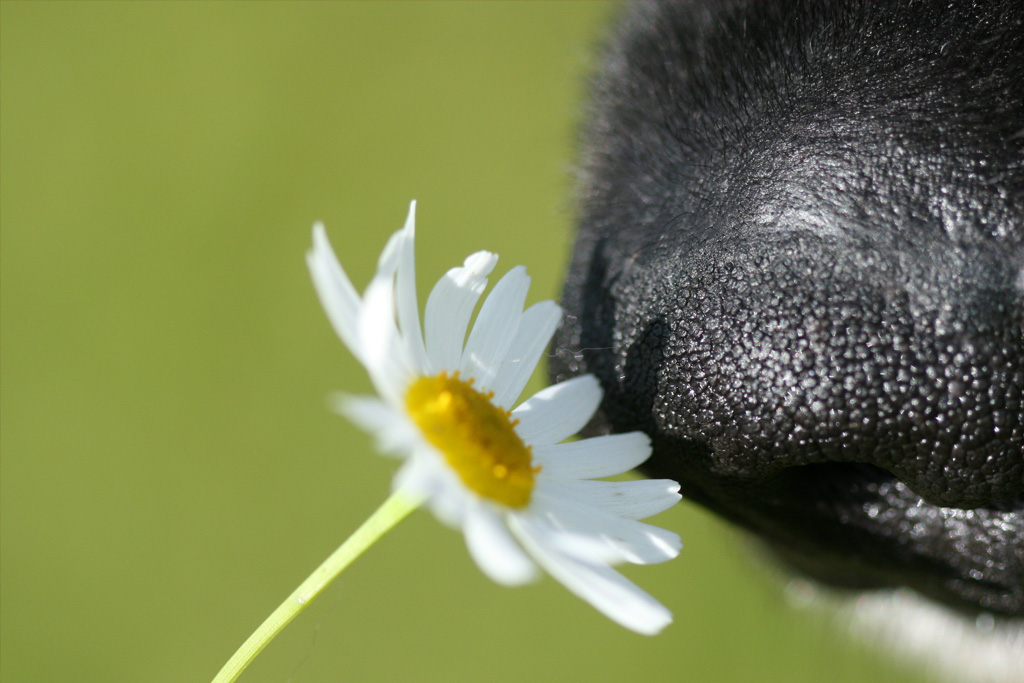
(655, 456), (1024, 617)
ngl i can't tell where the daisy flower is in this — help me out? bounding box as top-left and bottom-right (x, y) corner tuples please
(306, 201), (682, 635)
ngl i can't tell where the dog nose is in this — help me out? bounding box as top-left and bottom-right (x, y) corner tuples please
(558, 226), (1024, 510)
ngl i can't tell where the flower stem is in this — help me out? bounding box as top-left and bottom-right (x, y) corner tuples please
(211, 490), (421, 683)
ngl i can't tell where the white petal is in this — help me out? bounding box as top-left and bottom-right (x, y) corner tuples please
(488, 300), (562, 410)
(541, 478), (682, 521)
(516, 527), (625, 565)
(508, 515), (673, 635)
(460, 266), (530, 390)
(307, 223), (364, 360)
(463, 503), (538, 586)
(512, 374), (602, 447)
(331, 394), (418, 457)
(392, 449), (437, 498)
(533, 432), (652, 479)
(394, 201), (431, 373)
(424, 250), (498, 372)
(375, 227), (405, 276)
(531, 485), (681, 565)
(399, 447), (486, 530)
(359, 271), (413, 404)
(393, 448), (468, 528)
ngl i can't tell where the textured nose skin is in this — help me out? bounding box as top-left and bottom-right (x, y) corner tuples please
(551, 0), (1024, 617)
(552, 223), (1024, 499)
(583, 229), (1024, 510)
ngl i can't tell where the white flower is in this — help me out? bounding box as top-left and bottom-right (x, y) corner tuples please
(306, 201), (682, 635)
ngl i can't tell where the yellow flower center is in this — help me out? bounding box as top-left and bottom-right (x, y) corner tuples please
(405, 372), (537, 508)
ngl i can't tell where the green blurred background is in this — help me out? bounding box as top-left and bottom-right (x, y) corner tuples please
(2, 3), (924, 681)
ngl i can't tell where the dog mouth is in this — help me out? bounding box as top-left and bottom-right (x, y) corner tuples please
(643, 454), (1024, 617)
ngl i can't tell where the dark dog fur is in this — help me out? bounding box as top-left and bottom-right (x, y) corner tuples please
(550, 0), (1023, 662)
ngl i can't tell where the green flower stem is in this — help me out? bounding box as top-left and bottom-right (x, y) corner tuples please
(211, 490), (421, 683)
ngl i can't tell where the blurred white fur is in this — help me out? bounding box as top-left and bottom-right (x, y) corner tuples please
(785, 579), (1024, 683)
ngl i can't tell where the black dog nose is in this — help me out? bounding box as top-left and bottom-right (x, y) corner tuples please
(551, 0), (1024, 618)
(555, 224), (1024, 508)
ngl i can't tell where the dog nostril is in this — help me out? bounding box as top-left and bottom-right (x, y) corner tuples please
(777, 462), (1024, 522)
(681, 354), (1023, 509)
(880, 456), (1023, 510)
